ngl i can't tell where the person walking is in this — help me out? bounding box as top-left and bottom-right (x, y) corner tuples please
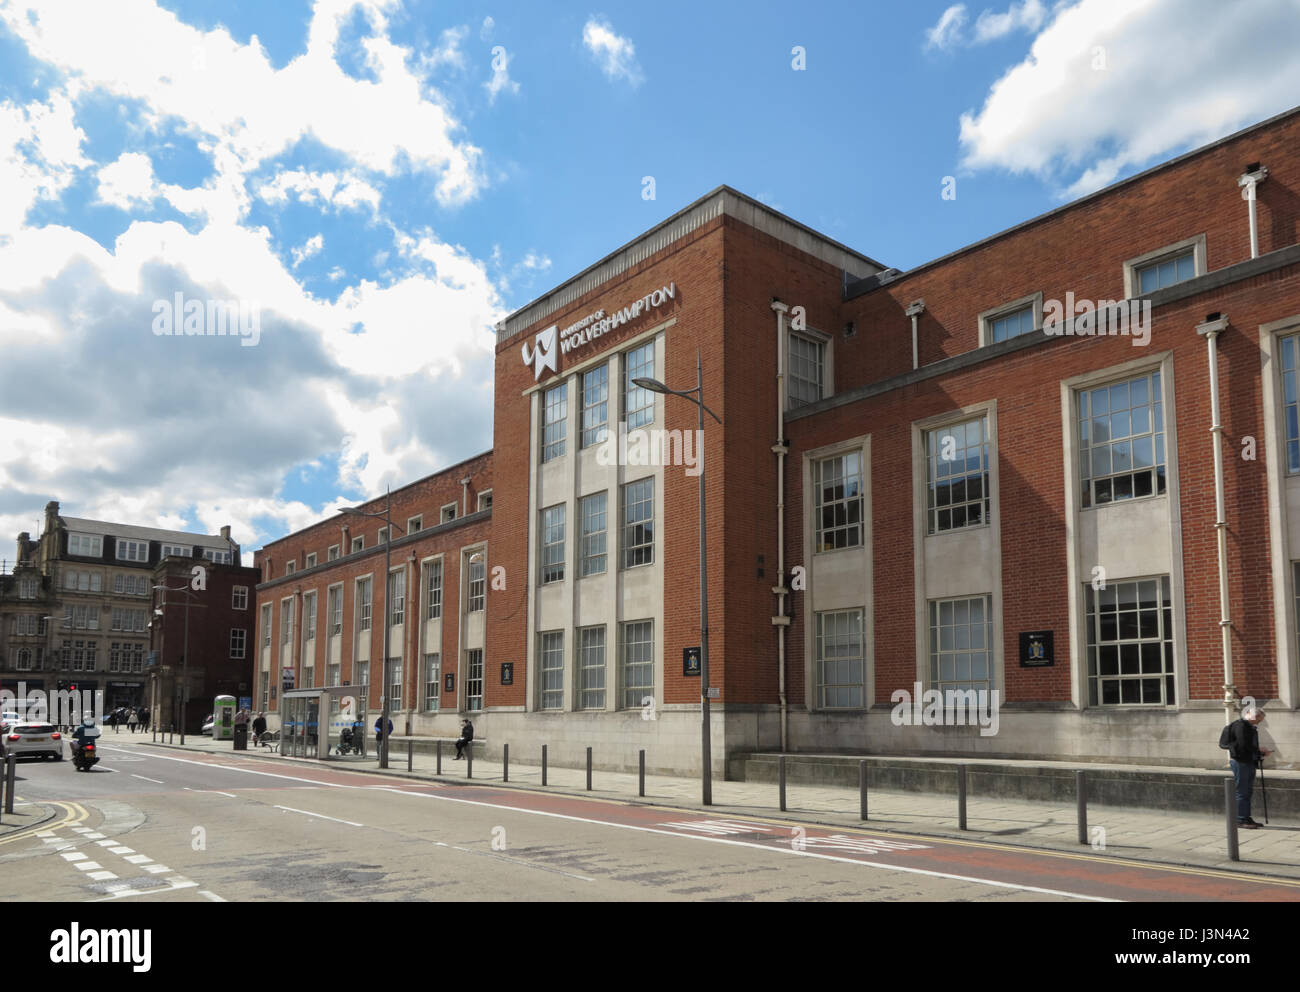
(127, 708), (139, 734)
(1222, 706), (1271, 828)
(455, 718), (474, 760)
(252, 712), (267, 746)
(139, 706), (149, 733)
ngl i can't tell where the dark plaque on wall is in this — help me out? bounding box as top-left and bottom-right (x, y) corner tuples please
(683, 646), (702, 677)
(1019, 630), (1054, 667)
(444, 673), (455, 693)
(501, 662), (514, 685)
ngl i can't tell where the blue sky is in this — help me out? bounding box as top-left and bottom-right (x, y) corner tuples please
(1, 0), (1298, 558)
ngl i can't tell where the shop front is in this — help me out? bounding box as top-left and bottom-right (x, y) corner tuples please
(279, 685), (370, 761)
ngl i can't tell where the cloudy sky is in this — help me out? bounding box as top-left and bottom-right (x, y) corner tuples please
(1, 0), (1297, 561)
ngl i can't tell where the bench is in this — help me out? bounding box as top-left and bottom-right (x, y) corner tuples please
(257, 730), (281, 752)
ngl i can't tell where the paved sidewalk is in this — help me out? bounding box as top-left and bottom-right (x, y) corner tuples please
(136, 733), (1300, 881)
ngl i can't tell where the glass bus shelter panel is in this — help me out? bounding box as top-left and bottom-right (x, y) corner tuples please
(305, 696), (319, 757)
(325, 688), (368, 760)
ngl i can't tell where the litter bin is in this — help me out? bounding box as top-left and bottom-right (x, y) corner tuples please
(233, 723), (249, 750)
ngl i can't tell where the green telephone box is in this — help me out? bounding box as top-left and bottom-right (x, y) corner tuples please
(214, 695), (236, 741)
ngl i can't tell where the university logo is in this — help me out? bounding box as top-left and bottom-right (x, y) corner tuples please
(521, 325), (558, 381)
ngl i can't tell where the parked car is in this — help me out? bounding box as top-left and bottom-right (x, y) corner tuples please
(3, 721), (63, 760)
(201, 714), (214, 735)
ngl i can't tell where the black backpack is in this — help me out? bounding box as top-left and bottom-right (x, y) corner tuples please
(1218, 721), (1235, 749)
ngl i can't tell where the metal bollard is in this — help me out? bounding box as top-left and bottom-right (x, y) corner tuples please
(467, 743), (473, 779)
(407, 739), (413, 773)
(436, 739), (442, 774)
(639, 749), (646, 798)
(779, 755), (787, 812)
(503, 743), (509, 783)
(957, 764), (967, 830)
(1076, 770), (1088, 846)
(542, 744), (548, 786)
(859, 760), (868, 820)
(586, 747), (593, 791)
(4, 754), (15, 815)
(1226, 778), (1239, 862)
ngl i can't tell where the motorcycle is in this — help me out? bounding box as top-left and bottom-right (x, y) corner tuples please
(71, 741), (99, 772)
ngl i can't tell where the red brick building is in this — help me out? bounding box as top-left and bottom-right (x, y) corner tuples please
(257, 105), (1300, 772)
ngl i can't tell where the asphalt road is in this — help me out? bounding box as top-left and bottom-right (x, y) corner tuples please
(5, 738), (1300, 902)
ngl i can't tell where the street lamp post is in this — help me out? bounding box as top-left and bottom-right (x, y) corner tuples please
(153, 584), (204, 744)
(634, 350), (722, 805)
(339, 487), (404, 769)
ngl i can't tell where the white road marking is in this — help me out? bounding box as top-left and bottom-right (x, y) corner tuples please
(123, 854), (152, 864)
(86, 871), (118, 881)
(131, 774), (165, 784)
(83, 832), (106, 839)
(70, 826), (92, 834)
(92, 876), (198, 902)
(109, 846), (134, 855)
(273, 805), (362, 827)
(60, 851), (86, 862)
(198, 890), (226, 902)
(95, 839), (118, 847)
(35, 830), (55, 838)
(143, 863), (171, 874)
(74, 861), (103, 871)
(183, 788), (237, 797)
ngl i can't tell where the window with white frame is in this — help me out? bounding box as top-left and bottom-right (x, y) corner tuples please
(111, 608), (147, 632)
(377, 527), (388, 545)
(230, 628), (247, 659)
(303, 665), (314, 689)
(351, 536), (364, 553)
(261, 603), (272, 646)
(304, 591), (317, 640)
(329, 586), (342, 636)
(467, 555), (485, 613)
(305, 552), (317, 569)
(408, 516), (423, 535)
(1136, 250), (1195, 293)
(928, 596), (993, 696)
(280, 599), (294, 646)
(260, 671), (269, 711)
(789, 332), (826, 408)
(620, 620), (653, 709)
(580, 492), (607, 577)
(540, 505), (566, 583)
(112, 573), (147, 596)
(388, 657), (402, 711)
(926, 417), (990, 533)
(67, 604), (99, 630)
(465, 649), (484, 711)
(328, 662), (340, 687)
(1079, 370), (1165, 507)
(129, 643), (144, 672)
(357, 577), (372, 632)
(1085, 577), (1174, 705)
(621, 478), (654, 568)
(425, 653), (440, 711)
(388, 569), (405, 626)
(202, 549), (232, 564)
(477, 491), (493, 512)
(441, 503), (457, 524)
(232, 585), (248, 610)
(987, 305), (1035, 343)
(816, 609), (865, 708)
(542, 382), (567, 462)
(14, 615), (45, 636)
(285, 561), (296, 576)
(328, 545), (340, 562)
(116, 539), (149, 562)
(623, 343), (655, 430)
(161, 544), (191, 558)
(66, 570), (104, 592)
(356, 660), (369, 690)
(581, 364), (609, 448)
(539, 631), (564, 710)
(1282, 334), (1300, 474)
(18, 576), (37, 599)
(814, 452), (863, 552)
(68, 533), (102, 557)
(108, 643), (121, 673)
(578, 626), (606, 710)
(424, 560), (443, 619)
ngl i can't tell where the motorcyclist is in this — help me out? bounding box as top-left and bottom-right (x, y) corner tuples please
(71, 714), (101, 754)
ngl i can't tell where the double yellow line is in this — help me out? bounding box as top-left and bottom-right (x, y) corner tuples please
(0, 799), (89, 848)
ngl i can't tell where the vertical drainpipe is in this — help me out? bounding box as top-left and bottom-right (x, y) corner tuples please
(770, 300), (790, 753)
(460, 477), (471, 518)
(906, 300), (926, 370)
(1196, 313), (1235, 725)
(1237, 164), (1268, 260)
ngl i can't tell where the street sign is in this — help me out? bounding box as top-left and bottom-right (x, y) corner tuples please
(500, 662), (514, 685)
(1019, 630), (1054, 667)
(706, 687), (720, 699)
(239, 696), (252, 710)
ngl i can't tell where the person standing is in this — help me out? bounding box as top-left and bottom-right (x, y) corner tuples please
(127, 708), (138, 734)
(1223, 706), (1270, 828)
(252, 712), (267, 746)
(455, 718), (474, 760)
(139, 706), (149, 733)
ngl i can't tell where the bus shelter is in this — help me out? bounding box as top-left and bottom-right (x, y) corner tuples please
(279, 685), (370, 761)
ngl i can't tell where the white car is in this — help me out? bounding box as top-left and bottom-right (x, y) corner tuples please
(201, 715), (214, 735)
(3, 721), (64, 760)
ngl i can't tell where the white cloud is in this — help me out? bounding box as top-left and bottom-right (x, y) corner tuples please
(96, 152), (158, 209)
(485, 46), (520, 104)
(256, 169), (382, 214)
(291, 233), (324, 267)
(973, 0), (1049, 42)
(582, 17), (644, 86)
(0, 89), (90, 236)
(925, 5), (969, 50)
(422, 25), (469, 73)
(957, 0), (1300, 196)
(480, 16), (495, 41)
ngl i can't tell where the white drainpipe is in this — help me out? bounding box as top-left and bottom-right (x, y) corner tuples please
(460, 477), (471, 517)
(1237, 164), (1268, 260)
(1197, 313), (1236, 724)
(771, 300), (791, 753)
(906, 300), (925, 370)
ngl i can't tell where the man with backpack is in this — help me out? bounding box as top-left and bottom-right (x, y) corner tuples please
(1220, 706), (1270, 829)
